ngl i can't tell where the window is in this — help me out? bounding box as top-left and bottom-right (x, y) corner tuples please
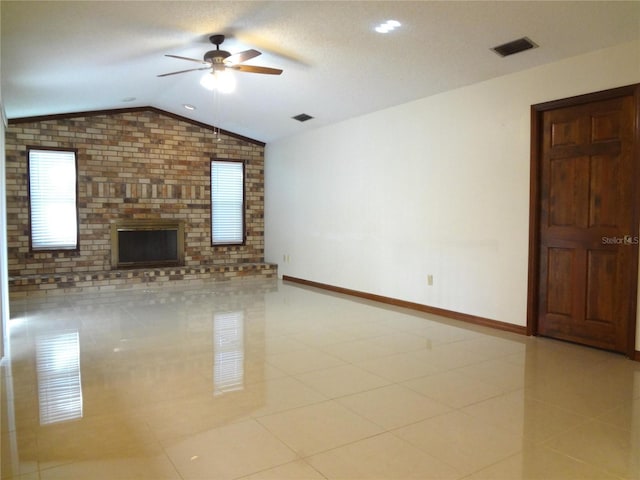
(211, 160), (245, 245)
(28, 148), (79, 250)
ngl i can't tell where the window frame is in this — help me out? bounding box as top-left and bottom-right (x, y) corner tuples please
(27, 146), (80, 252)
(210, 158), (246, 247)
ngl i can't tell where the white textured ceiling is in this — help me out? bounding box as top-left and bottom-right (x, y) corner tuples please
(2, 1), (639, 143)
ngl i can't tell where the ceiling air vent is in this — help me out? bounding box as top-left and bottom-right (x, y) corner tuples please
(491, 37), (538, 57)
(292, 113), (314, 122)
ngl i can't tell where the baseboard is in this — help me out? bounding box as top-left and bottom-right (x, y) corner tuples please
(282, 275), (527, 336)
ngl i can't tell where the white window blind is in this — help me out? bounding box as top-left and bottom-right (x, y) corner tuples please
(211, 160), (244, 245)
(28, 149), (78, 250)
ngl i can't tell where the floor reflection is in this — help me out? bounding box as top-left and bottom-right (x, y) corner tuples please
(36, 330), (83, 425)
(213, 311), (244, 396)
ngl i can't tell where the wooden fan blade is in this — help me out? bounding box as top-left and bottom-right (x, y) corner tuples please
(157, 67), (210, 77)
(164, 54), (207, 64)
(231, 64), (283, 75)
(226, 49), (261, 64)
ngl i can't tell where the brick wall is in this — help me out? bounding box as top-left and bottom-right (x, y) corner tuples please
(5, 108), (266, 278)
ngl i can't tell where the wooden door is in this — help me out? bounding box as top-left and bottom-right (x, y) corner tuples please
(530, 85), (639, 354)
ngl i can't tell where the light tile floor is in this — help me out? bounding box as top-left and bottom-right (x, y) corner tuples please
(2, 278), (639, 479)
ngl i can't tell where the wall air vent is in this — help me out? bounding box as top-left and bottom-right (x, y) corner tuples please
(491, 37), (538, 57)
(292, 113), (314, 122)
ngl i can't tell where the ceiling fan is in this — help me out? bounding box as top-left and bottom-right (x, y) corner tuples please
(158, 34), (283, 80)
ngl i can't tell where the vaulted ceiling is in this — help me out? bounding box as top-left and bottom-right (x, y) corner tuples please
(2, 1), (639, 143)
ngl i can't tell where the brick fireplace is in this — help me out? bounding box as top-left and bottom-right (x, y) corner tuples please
(4, 108), (277, 296)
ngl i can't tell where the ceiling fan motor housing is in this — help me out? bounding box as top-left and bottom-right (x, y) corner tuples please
(204, 50), (230, 69)
(205, 34), (229, 69)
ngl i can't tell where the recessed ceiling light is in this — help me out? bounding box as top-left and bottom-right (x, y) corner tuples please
(183, 104), (196, 111)
(121, 97), (136, 103)
(375, 19), (401, 34)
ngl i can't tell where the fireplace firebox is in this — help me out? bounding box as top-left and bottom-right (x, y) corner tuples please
(111, 219), (185, 269)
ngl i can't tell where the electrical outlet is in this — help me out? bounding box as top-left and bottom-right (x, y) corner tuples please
(427, 274), (433, 286)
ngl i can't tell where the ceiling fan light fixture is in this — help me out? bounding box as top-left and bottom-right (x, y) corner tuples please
(200, 72), (217, 91)
(200, 70), (236, 93)
(216, 70), (236, 94)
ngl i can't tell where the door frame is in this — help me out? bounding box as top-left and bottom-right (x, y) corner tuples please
(527, 83), (640, 359)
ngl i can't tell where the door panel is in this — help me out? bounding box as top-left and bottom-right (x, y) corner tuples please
(585, 250), (616, 323)
(589, 154), (620, 227)
(549, 156), (588, 227)
(535, 90), (638, 354)
(545, 247), (574, 316)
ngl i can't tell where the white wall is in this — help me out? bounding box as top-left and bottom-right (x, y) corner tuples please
(265, 41), (640, 340)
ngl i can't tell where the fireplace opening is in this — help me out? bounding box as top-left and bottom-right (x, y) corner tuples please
(119, 230), (177, 263)
(111, 219), (184, 269)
